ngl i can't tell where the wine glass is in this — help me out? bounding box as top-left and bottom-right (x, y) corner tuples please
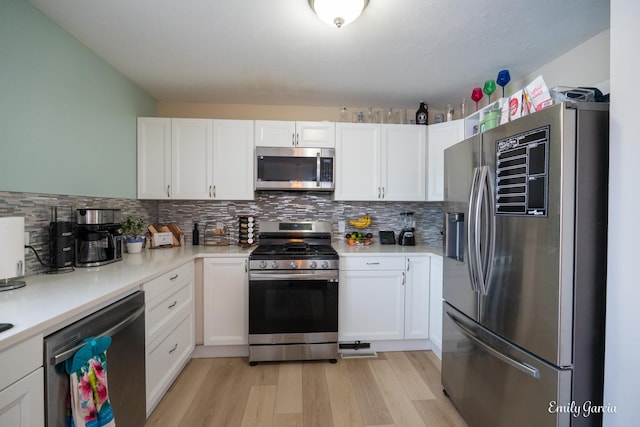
(483, 80), (497, 104)
(497, 69), (511, 98)
(471, 87), (483, 111)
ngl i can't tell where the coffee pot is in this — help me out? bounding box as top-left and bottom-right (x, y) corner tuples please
(398, 212), (416, 246)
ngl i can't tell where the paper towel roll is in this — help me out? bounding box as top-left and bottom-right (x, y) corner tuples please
(0, 217), (25, 280)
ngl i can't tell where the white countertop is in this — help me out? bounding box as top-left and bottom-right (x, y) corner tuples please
(0, 245), (252, 351)
(0, 242), (441, 352)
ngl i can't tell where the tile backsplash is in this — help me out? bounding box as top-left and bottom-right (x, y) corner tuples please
(1, 190), (444, 276)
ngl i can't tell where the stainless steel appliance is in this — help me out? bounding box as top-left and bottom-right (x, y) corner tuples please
(255, 147), (335, 191)
(44, 291), (146, 427)
(442, 102), (609, 427)
(248, 221), (339, 364)
(75, 209), (123, 267)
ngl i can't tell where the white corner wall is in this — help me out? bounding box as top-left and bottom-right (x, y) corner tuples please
(604, 1), (640, 426)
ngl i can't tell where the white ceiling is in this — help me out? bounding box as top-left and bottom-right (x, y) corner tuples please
(27, 0), (610, 110)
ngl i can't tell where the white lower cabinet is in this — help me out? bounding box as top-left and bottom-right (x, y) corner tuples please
(0, 335), (44, 427)
(428, 254), (443, 356)
(143, 262), (195, 416)
(339, 256), (430, 343)
(202, 257), (248, 346)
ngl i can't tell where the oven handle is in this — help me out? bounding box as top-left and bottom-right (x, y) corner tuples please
(249, 272), (338, 281)
(51, 305), (145, 366)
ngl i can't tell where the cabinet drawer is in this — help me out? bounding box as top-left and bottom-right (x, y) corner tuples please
(0, 335), (42, 391)
(143, 262), (193, 301)
(146, 280), (193, 345)
(146, 311), (194, 410)
(340, 256), (405, 271)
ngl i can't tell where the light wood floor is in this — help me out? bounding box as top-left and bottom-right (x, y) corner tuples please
(145, 351), (467, 427)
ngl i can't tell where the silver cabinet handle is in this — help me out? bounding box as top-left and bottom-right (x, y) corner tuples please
(213, 185), (216, 198)
(407, 258), (410, 271)
(167, 301), (177, 309)
(167, 185), (170, 198)
(209, 185), (212, 198)
(381, 187), (385, 199)
(366, 262), (380, 265)
(377, 187), (381, 199)
(245, 259), (248, 273)
(170, 274), (179, 281)
(402, 272), (406, 286)
(292, 133), (295, 146)
(168, 343), (178, 354)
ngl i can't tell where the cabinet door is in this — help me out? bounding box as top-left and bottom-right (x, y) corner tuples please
(172, 118), (213, 199)
(0, 368), (44, 427)
(212, 120), (254, 200)
(254, 120), (296, 147)
(339, 269), (405, 341)
(381, 124), (427, 201)
(427, 120), (464, 201)
(334, 123), (380, 201)
(428, 255), (443, 354)
(137, 117), (172, 199)
(296, 121), (335, 147)
(405, 256), (430, 340)
(203, 258), (249, 345)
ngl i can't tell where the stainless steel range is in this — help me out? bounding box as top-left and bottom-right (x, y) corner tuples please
(248, 221), (338, 365)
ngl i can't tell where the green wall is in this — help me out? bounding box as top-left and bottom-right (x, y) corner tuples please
(0, 0), (157, 198)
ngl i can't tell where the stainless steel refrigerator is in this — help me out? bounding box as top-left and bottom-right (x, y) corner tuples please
(442, 102), (609, 427)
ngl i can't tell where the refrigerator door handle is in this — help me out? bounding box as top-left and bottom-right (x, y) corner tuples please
(476, 165), (496, 295)
(467, 167), (481, 292)
(447, 311), (540, 379)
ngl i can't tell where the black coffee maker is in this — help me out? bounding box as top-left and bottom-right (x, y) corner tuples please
(398, 212), (416, 246)
(75, 209), (123, 267)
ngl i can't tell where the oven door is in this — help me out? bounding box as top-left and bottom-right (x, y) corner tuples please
(248, 275), (338, 343)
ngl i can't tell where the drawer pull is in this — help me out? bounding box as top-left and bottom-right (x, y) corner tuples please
(366, 262), (380, 265)
(169, 343), (178, 354)
(167, 301), (177, 309)
(170, 274), (179, 281)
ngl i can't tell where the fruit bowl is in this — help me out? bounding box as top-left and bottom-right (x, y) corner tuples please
(345, 232), (373, 246)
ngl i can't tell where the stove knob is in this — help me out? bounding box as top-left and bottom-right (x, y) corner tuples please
(271, 261), (280, 269)
(321, 261), (330, 269)
(290, 261), (298, 269)
(259, 261), (267, 269)
(310, 261), (318, 269)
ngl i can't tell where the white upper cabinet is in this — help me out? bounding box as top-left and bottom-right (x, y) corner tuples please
(427, 119), (464, 201)
(381, 124), (427, 201)
(171, 118), (213, 200)
(137, 118), (254, 200)
(212, 120), (254, 200)
(335, 123), (426, 201)
(255, 120), (335, 147)
(335, 123), (381, 201)
(138, 117), (172, 199)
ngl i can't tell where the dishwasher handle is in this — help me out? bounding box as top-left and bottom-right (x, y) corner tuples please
(51, 305), (145, 366)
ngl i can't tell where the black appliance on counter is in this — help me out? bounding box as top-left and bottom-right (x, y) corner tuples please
(75, 208), (123, 267)
(48, 207), (74, 272)
(248, 221), (339, 365)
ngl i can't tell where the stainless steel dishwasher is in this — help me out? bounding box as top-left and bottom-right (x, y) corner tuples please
(44, 291), (145, 427)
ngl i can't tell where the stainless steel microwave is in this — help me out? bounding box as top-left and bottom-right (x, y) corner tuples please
(255, 147), (335, 191)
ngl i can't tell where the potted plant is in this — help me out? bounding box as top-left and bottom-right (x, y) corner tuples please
(121, 216), (145, 254)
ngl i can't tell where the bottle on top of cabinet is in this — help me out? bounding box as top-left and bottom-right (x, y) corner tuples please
(416, 102), (428, 125)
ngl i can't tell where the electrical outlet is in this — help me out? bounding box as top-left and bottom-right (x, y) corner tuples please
(24, 231), (29, 254)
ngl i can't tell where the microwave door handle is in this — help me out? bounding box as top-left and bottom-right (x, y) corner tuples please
(316, 152), (321, 187)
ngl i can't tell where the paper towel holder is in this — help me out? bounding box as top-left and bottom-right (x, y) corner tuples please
(0, 217), (27, 292)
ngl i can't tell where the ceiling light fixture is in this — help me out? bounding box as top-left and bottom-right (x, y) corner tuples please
(309, 0), (369, 28)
